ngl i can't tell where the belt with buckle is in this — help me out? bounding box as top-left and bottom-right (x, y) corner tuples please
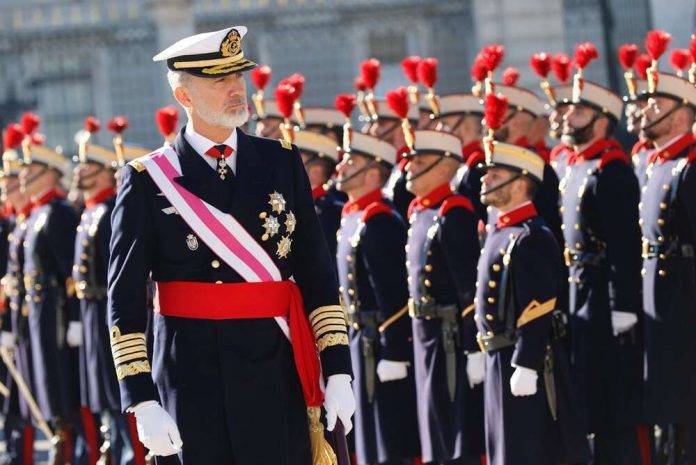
(563, 248), (605, 267)
(346, 311), (380, 330)
(408, 298), (458, 319)
(477, 332), (516, 352)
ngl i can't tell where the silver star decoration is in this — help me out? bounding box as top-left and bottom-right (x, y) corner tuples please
(285, 211), (296, 234)
(261, 215), (280, 241)
(276, 236), (292, 258)
(268, 191), (286, 214)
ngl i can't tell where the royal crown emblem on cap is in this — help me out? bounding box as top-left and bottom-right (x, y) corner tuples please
(221, 29), (241, 57)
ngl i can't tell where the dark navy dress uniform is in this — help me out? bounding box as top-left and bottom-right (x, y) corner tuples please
(336, 190), (419, 465)
(559, 139), (645, 461)
(639, 133), (696, 428)
(406, 183), (484, 464)
(107, 129), (351, 465)
(312, 184), (343, 261)
(24, 189), (81, 423)
(474, 202), (589, 465)
(452, 141), (487, 223)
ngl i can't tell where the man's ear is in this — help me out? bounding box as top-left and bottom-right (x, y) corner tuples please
(174, 86), (193, 110)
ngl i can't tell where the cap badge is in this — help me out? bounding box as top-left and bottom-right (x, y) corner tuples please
(221, 29), (241, 57)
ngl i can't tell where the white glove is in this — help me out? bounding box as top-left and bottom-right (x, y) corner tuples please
(323, 374), (355, 435)
(510, 365), (538, 397)
(66, 321), (83, 347)
(0, 331), (15, 349)
(376, 360), (409, 382)
(466, 352), (486, 388)
(611, 311), (638, 336)
(129, 401), (182, 456)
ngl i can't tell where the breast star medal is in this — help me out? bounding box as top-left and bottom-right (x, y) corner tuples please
(268, 191), (286, 214)
(285, 211), (296, 234)
(259, 213), (280, 241)
(276, 236), (292, 258)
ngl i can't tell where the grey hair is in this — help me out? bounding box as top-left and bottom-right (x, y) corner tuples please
(167, 70), (190, 91)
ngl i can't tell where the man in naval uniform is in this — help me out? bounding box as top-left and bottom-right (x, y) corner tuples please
(19, 134), (82, 461)
(475, 121), (590, 465)
(405, 130), (484, 465)
(638, 49), (696, 464)
(334, 132), (419, 465)
(560, 48), (646, 464)
(107, 26), (355, 464)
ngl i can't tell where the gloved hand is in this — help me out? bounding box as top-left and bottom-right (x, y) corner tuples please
(466, 352), (486, 388)
(323, 374), (355, 435)
(0, 331), (15, 350)
(611, 311), (637, 336)
(510, 365), (538, 397)
(129, 401), (182, 456)
(376, 360), (409, 382)
(66, 321), (83, 348)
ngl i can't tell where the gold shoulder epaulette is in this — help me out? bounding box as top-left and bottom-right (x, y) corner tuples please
(128, 158), (146, 172)
(279, 139), (293, 150)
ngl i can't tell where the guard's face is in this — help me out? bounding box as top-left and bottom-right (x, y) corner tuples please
(640, 96), (678, 141)
(561, 104), (597, 146)
(481, 166), (514, 208)
(255, 118), (282, 138)
(405, 153), (440, 194)
(186, 72), (250, 129)
(336, 153), (369, 193)
(74, 162), (103, 191)
(19, 163), (48, 196)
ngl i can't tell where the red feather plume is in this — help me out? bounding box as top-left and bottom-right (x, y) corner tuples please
(360, 59), (381, 89)
(618, 44), (638, 70)
(155, 106), (179, 137)
(417, 58), (438, 88)
(251, 65), (272, 91)
(530, 53), (551, 78)
(275, 82), (297, 119)
(20, 112), (40, 135)
(108, 116), (129, 134)
(502, 67), (520, 86)
(3, 124), (25, 150)
(401, 56), (421, 83)
(690, 34), (696, 61)
(634, 54), (651, 79)
(30, 133), (45, 145)
(574, 42), (598, 70)
(484, 93), (509, 132)
(385, 87), (411, 120)
(334, 94), (357, 119)
(669, 49), (692, 72)
(481, 44), (505, 73)
(84, 116), (101, 133)
(552, 53), (571, 83)
(645, 29), (672, 61)
(285, 73), (305, 99)
(471, 55), (489, 81)
(353, 76), (367, 92)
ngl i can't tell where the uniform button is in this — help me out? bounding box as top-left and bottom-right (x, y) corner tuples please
(487, 297), (496, 304)
(407, 276), (412, 282)
(561, 224), (566, 230)
(405, 245), (410, 252)
(424, 264), (433, 272)
(638, 202), (643, 210)
(215, 280), (223, 284)
(662, 184), (669, 191)
(72, 265), (79, 271)
(347, 273), (354, 281)
(406, 260), (410, 267)
(499, 248), (506, 255)
(574, 223), (580, 230)
(475, 281), (479, 286)
(407, 229), (412, 237)
(211, 260), (220, 268)
(657, 219), (665, 226)
(338, 286), (344, 292)
(657, 236), (665, 243)
(473, 297), (479, 304)
(424, 279), (432, 287)
(76, 226), (83, 232)
(659, 202), (667, 210)
(568, 277), (573, 283)
(559, 206), (565, 213)
(659, 253), (666, 259)
(485, 314), (494, 321)
(79, 266), (87, 273)
(488, 280), (497, 289)
(487, 331), (494, 336)
(638, 219), (644, 226)
(641, 268), (646, 277)
(658, 269), (667, 277)
(474, 314), (480, 321)
(348, 289), (355, 295)
(492, 264), (501, 272)
(80, 253), (87, 260)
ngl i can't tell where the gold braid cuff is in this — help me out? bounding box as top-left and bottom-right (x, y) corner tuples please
(316, 333), (349, 352)
(115, 360), (151, 381)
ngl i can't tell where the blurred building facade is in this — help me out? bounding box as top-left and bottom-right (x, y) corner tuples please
(0, 0), (692, 152)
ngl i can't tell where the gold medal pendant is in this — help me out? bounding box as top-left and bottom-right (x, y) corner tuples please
(217, 157), (228, 180)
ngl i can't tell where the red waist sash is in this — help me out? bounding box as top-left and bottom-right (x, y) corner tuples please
(155, 280), (322, 407)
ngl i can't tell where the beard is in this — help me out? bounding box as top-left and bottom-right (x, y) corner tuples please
(480, 183), (511, 208)
(196, 103), (250, 129)
(561, 121), (593, 147)
(641, 116), (670, 141)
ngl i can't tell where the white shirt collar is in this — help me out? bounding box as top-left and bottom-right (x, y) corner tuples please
(184, 121), (238, 172)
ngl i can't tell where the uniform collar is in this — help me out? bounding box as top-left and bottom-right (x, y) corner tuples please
(411, 183), (453, 212)
(649, 133), (695, 164)
(31, 188), (64, 210)
(568, 138), (621, 165)
(184, 121), (238, 158)
(84, 187), (116, 210)
(312, 184), (327, 201)
(341, 189), (382, 216)
(17, 203), (32, 219)
(496, 200), (537, 229)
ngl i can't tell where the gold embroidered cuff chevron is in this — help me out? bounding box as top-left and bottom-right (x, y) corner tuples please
(516, 298), (557, 328)
(110, 326), (149, 379)
(309, 305), (346, 337)
(317, 333), (349, 352)
(115, 360), (151, 381)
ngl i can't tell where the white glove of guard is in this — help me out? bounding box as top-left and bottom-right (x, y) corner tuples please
(376, 360), (409, 382)
(66, 321), (83, 348)
(323, 374), (355, 435)
(129, 401), (182, 456)
(0, 331), (15, 350)
(510, 365), (538, 397)
(611, 311), (638, 336)
(466, 352), (486, 388)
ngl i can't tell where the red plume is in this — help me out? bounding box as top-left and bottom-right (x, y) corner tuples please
(275, 83), (296, 119)
(285, 73), (305, 99)
(417, 58), (438, 88)
(471, 55), (489, 81)
(155, 106), (179, 137)
(20, 112), (40, 135)
(530, 53), (551, 78)
(108, 116), (129, 134)
(502, 67), (520, 86)
(481, 44), (505, 73)
(360, 59), (381, 89)
(552, 53), (571, 83)
(634, 54), (651, 79)
(334, 94), (357, 119)
(84, 116), (101, 133)
(353, 76), (367, 92)
(3, 124), (25, 150)
(690, 34), (696, 61)
(484, 93), (509, 132)
(251, 65), (272, 91)
(645, 29), (672, 61)
(669, 49), (692, 72)
(618, 44), (639, 70)
(401, 56), (421, 83)
(30, 133), (45, 145)
(385, 87), (411, 120)
(574, 42), (598, 70)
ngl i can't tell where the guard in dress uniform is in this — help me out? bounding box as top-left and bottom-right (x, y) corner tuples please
(0, 129), (36, 465)
(637, 34), (696, 463)
(560, 42), (647, 465)
(334, 132), (419, 465)
(293, 107), (345, 144)
(474, 119), (590, 465)
(19, 128), (82, 462)
(108, 26), (355, 464)
(405, 130), (484, 465)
